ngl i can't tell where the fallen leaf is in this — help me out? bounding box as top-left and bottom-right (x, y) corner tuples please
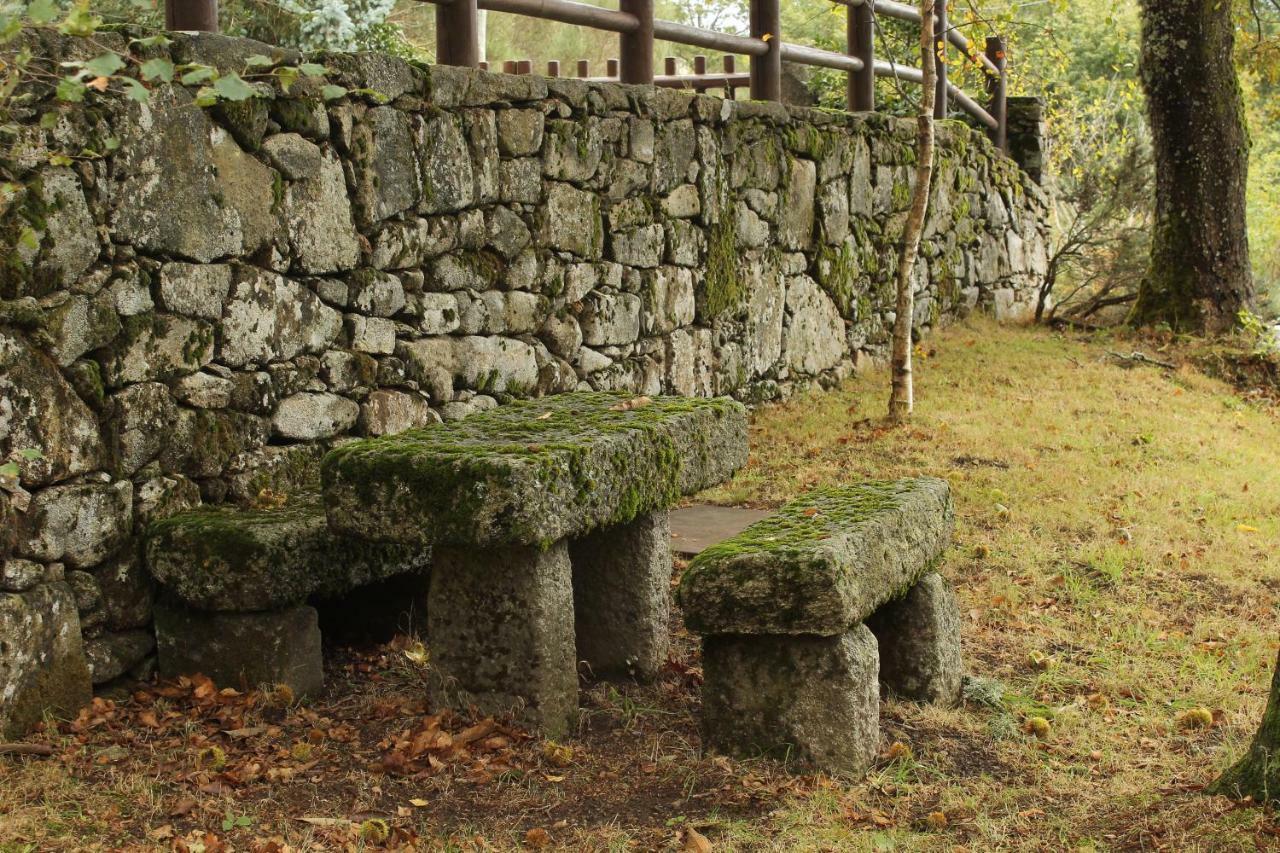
(684, 827), (713, 851)
(525, 827), (551, 847)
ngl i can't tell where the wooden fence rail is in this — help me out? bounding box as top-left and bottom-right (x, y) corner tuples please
(163, 0), (1008, 149)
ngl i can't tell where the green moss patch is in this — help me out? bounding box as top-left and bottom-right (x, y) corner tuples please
(677, 478), (954, 636)
(321, 391), (748, 548)
(145, 492), (428, 612)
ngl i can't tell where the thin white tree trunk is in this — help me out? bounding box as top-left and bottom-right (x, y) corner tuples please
(888, 0), (939, 422)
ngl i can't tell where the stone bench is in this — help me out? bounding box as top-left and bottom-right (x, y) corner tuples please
(676, 478), (961, 776)
(321, 391), (748, 735)
(145, 493), (429, 696)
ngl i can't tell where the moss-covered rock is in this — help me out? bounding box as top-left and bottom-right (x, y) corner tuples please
(677, 478), (954, 636)
(145, 492), (429, 612)
(321, 392), (748, 547)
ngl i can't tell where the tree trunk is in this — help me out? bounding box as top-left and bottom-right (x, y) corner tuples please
(1211, 649), (1280, 803)
(1130, 0), (1253, 333)
(888, 0), (937, 422)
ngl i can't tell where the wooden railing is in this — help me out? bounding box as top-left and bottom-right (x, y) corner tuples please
(421, 0), (1008, 149)
(161, 0), (1008, 150)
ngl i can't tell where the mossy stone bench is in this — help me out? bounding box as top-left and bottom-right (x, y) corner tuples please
(676, 479), (961, 776)
(145, 494), (429, 696)
(321, 391), (748, 735)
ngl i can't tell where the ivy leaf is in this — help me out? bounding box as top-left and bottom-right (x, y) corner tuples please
(193, 86), (218, 108)
(130, 34), (172, 48)
(140, 57), (174, 83)
(243, 54), (275, 68)
(212, 72), (256, 102)
(274, 65), (298, 94)
(81, 52), (125, 78)
(298, 62), (327, 78)
(120, 77), (149, 103)
(0, 461), (19, 480)
(320, 84), (347, 101)
(26, 0), (59, 24)
(16, 449), (43, 461)
(55, 76), (86, 103)
(48, 153), (73, 166)
(39, 111), (59, 129)
(179, 65), (215, 86)
(58, 2), (101, 36)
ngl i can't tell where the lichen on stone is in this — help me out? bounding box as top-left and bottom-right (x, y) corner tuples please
(321, 391), (748, 548)
(677, 478), (955, 636)
(145, 491), (428, 612)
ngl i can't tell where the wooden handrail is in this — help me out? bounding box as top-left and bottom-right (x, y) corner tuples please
(416, 0), (1006, 145)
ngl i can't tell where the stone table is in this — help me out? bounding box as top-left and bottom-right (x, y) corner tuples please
(321, 392), (748, 735)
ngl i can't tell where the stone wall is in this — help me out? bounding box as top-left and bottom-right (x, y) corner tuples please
(0, 33), (1049, 734)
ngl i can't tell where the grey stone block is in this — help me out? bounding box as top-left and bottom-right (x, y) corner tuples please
(427, 541), (577, 736)
(146, 494), (429, 612)
(701, 625), (880, 776)
(154, 600), (324, 697)
(570, 511), (671, 680)
(677, 479), (954, 636)
(323, 392), (748, 548)
(0, 581), (92, 738)
(867, 572), (963, 704)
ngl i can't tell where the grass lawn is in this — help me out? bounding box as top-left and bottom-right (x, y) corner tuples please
(3, 319), (1279, 851)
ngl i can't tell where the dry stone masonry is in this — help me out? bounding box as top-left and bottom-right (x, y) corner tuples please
(0, 31), (1046, 735)
(677, 479), (961, 775)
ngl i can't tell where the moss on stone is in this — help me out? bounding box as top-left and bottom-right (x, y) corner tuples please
(146, 491), (427, 612)
(702, 192), (741, 321)
(677, 479), (955, 636)
(322, 391), (748, 548)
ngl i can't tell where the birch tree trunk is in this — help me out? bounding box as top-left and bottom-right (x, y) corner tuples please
(888, 0), (938, 422)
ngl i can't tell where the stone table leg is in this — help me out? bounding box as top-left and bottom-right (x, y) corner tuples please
(866, 572), (963, 704)
(700, 624), (880, 777)
(153, 600), (324, 697)
(428, 541), (577, 737)
(569, 510), (671, 681)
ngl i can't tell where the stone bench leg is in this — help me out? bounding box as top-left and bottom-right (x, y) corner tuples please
(153, 600), (324, 697)
(866, 572), (963, 704)
(700, 624), (880, 776)
(569, 511), (671, 681)
(428, 541), (577, 737)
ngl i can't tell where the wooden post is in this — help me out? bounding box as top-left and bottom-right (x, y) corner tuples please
(847, 0), (873, 111)
(607, 58), (620, 78)
(694, 54), (708, 93)
(750, 0), (781, 101)
(577, 59), (590, 78)
(437, 0), (479, 67)
(664, 56), (678, 76)
(985, 36), (1008, 152)
(516, 59), (533, 74)
(502, 59), (518, 74)
(723, 55), (737, 99)
(548, 60), (561, 77)
(619, 0), (654, 84)
(933, 0), (948, 118)
(165, 0), (218, 31)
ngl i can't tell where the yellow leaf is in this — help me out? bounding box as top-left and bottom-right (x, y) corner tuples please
(1237, 524), (1259, 533)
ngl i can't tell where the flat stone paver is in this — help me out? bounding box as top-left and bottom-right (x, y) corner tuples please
(670, 505), (773, 556)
